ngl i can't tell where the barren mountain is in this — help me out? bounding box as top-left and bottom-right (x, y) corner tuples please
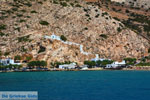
(0, 0), (150, 65)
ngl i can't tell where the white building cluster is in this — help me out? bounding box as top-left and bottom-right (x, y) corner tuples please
(0, 58), (21, 66)
(59, 63), (77, 69)
(106, 60), (126, 69)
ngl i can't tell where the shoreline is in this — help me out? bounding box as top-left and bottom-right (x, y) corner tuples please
(1, 68), (150, 73)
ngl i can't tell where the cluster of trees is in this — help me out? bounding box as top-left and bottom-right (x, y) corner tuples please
(27, 61), (47, 68)
(84, 60), (113, 68)
(14, 55), (21, 60)
(136, 63), (150, 66)
(0, 64), (22, 70)
(124, 58), (136, 65)
(136, 56), (150, 66)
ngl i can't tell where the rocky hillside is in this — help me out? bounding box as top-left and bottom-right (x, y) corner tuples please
(111, 0), (150, 9)
(0, 0), (150, 65)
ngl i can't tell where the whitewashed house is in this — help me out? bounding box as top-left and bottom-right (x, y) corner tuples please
(106, 60), (126, 69)
(0, 58), (21, 66)
(59, 63), (77, 69)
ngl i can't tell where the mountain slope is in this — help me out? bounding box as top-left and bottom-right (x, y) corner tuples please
(0, 0), (149, 65)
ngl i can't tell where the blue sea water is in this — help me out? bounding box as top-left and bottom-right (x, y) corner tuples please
(0, 71), (150, 100)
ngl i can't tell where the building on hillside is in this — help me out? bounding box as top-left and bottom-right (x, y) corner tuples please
(0, 58), (21, 66)
(91, 54), (110, 62)
(105, 60), (126, 69)
(50, 34), (61, 40)
(59, 63), (77, 69)
(44, 34), (61, 40)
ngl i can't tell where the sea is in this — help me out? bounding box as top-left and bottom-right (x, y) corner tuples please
(0, 70), (150, 100)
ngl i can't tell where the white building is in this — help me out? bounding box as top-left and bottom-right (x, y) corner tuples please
(80, 65), (88, 70)
(0, 58), (21, 66)
(106, 60), (126, 69)
(44, 34), (61, 40)
(59, 63), (77, 69)
(91, 54), (109, 62)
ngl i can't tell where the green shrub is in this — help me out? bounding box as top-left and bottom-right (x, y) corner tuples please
(31, 10), (37, 13)
(60, 2), (68, 7)
(60, 35), (67, 41)
(95, 14), (100, 18)
(24, 2), (32, 7)
(99, 34), (108, 39)
(0, 32), (5, 36)
(0, 24), (7, 30)
(39, 20), (49, 26)
(14, 55), (21, 60)
(38, 1), (43, 4)
(11, 7), (18, 11)
(17, 35), (31, 42)
(117, 27), (122, 32)
(84, 27), (88, 30)
(4, 52), (10, 56)
(19, 19), (26, 23)
(38, 46), (46, 53)
(20, 9), (26, 13)
(17, 14), (23, 17)
(75, 4), (82, 7)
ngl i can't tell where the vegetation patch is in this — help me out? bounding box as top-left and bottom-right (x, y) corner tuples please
(39, 20), (49, 26)
(0, 24), (7, 30)
(31, 10), (38, 13)
(17, 35), (31, 42)
(28, 61), (47, 68)
(38, 46), (46, 53)
(0, 32), (5, 36)
(99, 34), (108, 39)
(60, 35), (67, 41)
(124, 58), (136, 65)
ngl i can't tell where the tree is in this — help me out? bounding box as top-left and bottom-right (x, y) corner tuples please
(124, 58), (136, 65)
(40, 61), (47, 68)
(100, 60), (113, 66)
(84, 61), (96, 68)
(4, 52), (10, 56)
(26, 56), (32, 62)
(38, 46), (46, 53)
(14, 55), (21, 60)
(27, 61), (47, 68)
(60, 35), (67, 41)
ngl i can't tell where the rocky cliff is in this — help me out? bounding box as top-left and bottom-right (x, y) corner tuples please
(0, 0), (149, 65)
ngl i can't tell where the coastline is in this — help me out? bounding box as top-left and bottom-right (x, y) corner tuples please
(1, 67), (150, 73)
